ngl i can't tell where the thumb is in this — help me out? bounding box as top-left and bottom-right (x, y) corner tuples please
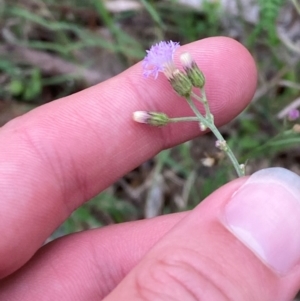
(104, 168), (300, 301)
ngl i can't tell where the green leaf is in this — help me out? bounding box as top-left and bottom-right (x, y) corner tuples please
(9, 79), (24, 96)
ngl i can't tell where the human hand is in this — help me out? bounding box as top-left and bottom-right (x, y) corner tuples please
(1, 37), (299, 301)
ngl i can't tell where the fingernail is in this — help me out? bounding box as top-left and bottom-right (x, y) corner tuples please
(223, 167), (300, 275)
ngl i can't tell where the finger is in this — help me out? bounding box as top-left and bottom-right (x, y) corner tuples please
(3, 169), (300, 301)
(0, 179), (246, 300)
(103, 168), (300, 301)
(0, 37), (257, 277)
(0, 212), (188, 300)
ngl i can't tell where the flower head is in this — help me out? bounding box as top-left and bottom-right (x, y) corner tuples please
(169, 69), (192, 97)
(133, 111), (169, 127)
(288, 109), (300, 121)
(180, 52), (205, 88)
(143, 41), (180, 79)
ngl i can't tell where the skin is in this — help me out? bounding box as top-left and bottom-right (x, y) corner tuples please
(1, 37), (299, 300)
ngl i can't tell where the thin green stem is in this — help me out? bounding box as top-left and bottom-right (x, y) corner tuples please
(185, 96), (209, 126)
(191, 91), (211, 119)
(186, 96), (244, 177)
(208, 123), (245, 177)
(168, 117), (200, 123)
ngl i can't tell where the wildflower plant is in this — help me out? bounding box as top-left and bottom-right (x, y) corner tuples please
(288, 109), (300, 121)
(133, 41), (245, 177)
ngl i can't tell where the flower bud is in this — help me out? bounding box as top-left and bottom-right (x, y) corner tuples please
(239, 163), (246, 174)
(180, 52), (205, 89)
(215, 140), (228, 151)
(133, 111), (169, 127)
(199, 122), (207, 131)
(169, 69), (192, 97)
(288, 109), (300, 121)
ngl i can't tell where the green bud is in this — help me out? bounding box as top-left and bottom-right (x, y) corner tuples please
(169, 69), (192, 97)
(133, 111), (169, 127)
(215, 140), (228, 151)
(180, 52), (205, 89)
(199, 122), (207, 131)
(239, 163), (246, 174)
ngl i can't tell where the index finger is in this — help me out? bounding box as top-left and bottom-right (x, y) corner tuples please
(0, 37), (257, 278)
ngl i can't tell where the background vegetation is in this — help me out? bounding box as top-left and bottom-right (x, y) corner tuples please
(1, 0), (300, 238)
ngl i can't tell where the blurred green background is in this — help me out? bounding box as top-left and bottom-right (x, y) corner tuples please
(1, 0), (300, 238)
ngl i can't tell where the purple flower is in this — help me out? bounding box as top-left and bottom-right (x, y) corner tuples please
(142, 41), (180, 79)
(288, 109), (300, 121)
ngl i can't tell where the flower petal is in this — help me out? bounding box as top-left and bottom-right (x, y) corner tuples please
(142, 41), (180, 79)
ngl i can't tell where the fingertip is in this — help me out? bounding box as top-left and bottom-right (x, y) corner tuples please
(223, 168), (300, 275)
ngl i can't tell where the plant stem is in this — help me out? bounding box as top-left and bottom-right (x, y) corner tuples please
(168, 117), (199, 123)
(209, 123), (245, 177)
(186, 96), (245, 177)
(191, 91), (211, 119)
(185, 96), (209, 126)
